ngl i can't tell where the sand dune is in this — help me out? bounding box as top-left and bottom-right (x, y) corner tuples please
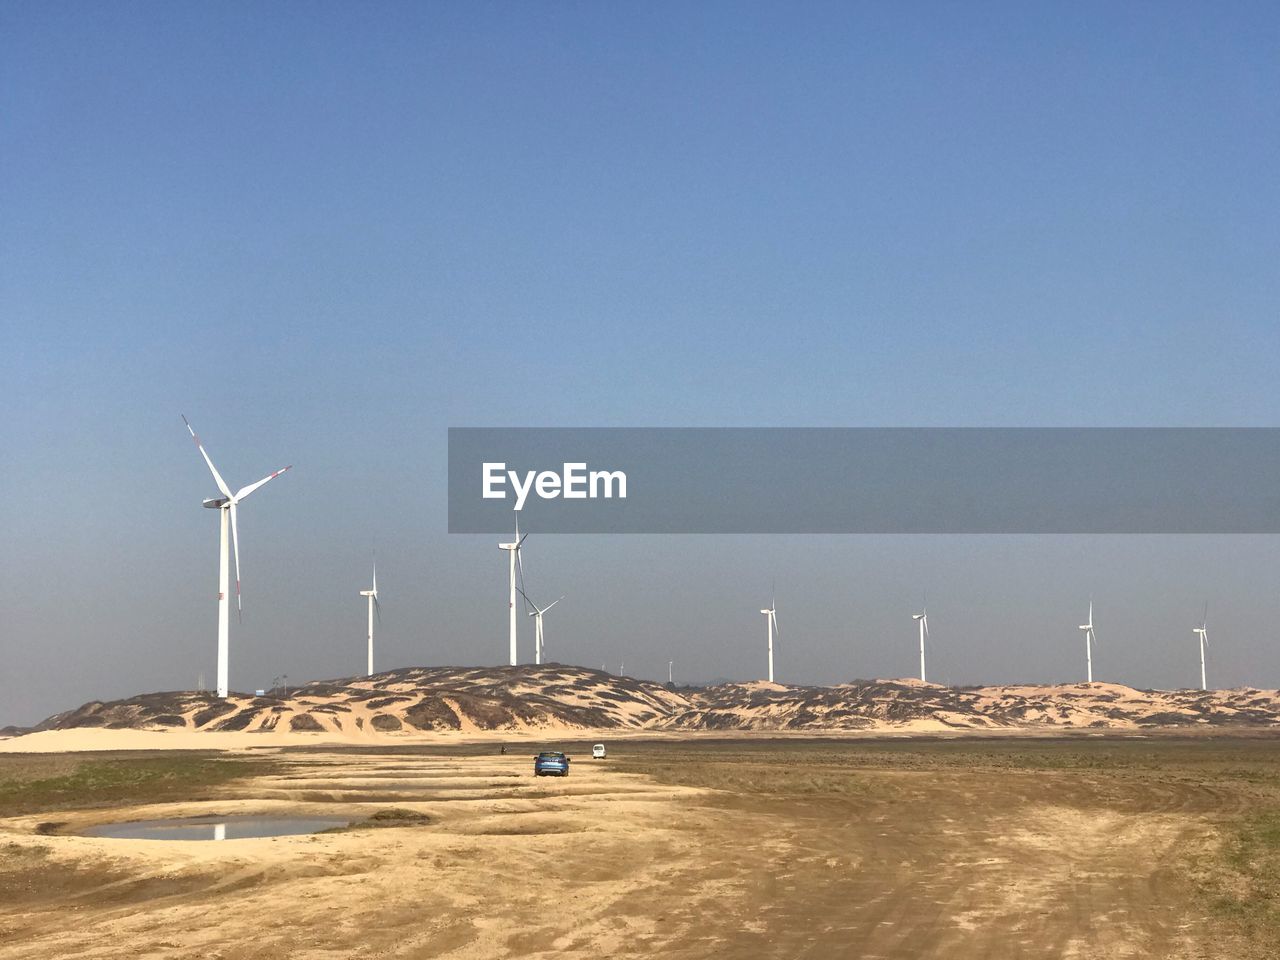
(7, 665), (1278, 752)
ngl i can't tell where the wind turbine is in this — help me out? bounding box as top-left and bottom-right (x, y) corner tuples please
(1078, 599), (1097, 683)
(1193, 603), (1209, 691)
(759, 596), (779, 683)
(668, 660), (673, 684)
(912, 604), (929, 682)
(519, 587), (563, 665)
(359, 560), (381, 677)
(182, 416), (291, 698)
(498, 515), (527, 666)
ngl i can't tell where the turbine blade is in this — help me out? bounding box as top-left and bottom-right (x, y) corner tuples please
(234, 465), (292, 501)
(182, 416), (232, 499)
(543, 596), (564, 612)
(230, 502), (242, 621)
(373, 558), (378, 598)
(374, 594), (381, 624)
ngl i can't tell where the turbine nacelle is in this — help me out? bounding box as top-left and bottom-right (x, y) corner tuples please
(203, 497), (230, 509)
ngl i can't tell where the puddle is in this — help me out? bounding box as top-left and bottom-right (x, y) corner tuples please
(83, 814), (350, 841)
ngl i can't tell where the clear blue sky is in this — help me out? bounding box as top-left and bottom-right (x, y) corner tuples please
(2, 2), (1279, 724)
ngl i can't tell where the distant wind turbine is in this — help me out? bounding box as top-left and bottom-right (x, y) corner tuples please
(912, 604), (929, 682)
(1078, 599), (1097, 683)
(519, 587), (563, 665)
(359, 560), (380, 677)
(1193, 603), (1209, 691)
(668, 660), (674, 684)
(498, 515), (527, 666)
(182, 415), (291, 699)
(759, 595), (780, 683)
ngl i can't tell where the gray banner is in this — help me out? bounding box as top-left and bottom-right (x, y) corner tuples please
(447, 428), (1280, 533)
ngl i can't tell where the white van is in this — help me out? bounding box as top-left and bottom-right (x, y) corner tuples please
(591, 743), (607, 759)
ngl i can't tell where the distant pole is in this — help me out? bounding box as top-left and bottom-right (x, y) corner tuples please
(668, 660), (673, 684)
(766, 613), (774, 683)
(217, 506), (230, 697)
(366, 592), (375, 677)
(919, 617), (926, 683)
(508, 537), (517, 664)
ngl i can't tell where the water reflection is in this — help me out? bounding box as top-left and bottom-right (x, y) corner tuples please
(84, 814), (349, 841)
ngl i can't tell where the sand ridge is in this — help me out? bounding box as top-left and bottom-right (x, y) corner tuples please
(8, 665), (1280, 753)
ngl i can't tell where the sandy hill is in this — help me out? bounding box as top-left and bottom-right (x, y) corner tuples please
(26, 665), (1280, 738)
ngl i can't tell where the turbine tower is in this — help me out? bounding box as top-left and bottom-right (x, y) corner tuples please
(1193, 603), (1209, 691)
(759, 597), (779, 683)
(912, 606), (929, 682)
(182, 416), (291, 698)
(1078, 599), (1097, 683)
(359, 560), (380, 677)
(498, 515), (527, 665)
(519, 587), (563, 665)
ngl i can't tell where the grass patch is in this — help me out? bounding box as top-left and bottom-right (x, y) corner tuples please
(1206, 806), (1280, 950)
(0, 753), (271, 818)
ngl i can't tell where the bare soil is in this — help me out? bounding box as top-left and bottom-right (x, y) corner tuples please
(1, 737), (1276, 959)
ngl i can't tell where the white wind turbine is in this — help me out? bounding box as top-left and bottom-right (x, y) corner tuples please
(912, 604), (930, 682)
(1193, 603), (1209, 691)
(498, 515), (527, 665)
(359, 560), (381, 677)
(759, 596), (780, 683)
(182, 416), (291, 698)
(519, 587), (563, 665)
(1078, 599), (1098, 683)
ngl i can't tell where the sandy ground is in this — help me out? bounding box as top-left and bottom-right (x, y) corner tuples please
(0, 740), (1256, 959)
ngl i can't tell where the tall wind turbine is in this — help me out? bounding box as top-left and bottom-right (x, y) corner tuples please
(912, 605), (929, 682)
(498, 515), (527, 665)
(759, 596), (779, 683)
(1078, 599), (1097, 683)
(182, 416), (291, 699)
(519, 587), (563, 665)
(359, 560), (380, 677)
(1193, 603), (1209, 691)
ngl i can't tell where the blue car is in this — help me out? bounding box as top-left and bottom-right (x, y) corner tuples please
(533, 751), (570, 777)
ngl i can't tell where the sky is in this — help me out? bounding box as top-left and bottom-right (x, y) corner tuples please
(2, 2), (1279, 725)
